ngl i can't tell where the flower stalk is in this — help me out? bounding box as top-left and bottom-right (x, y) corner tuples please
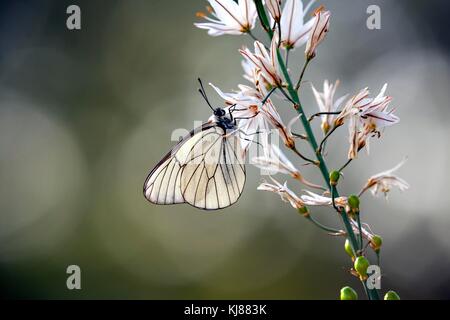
(252, 2), (379, 299)
(254, 0), (273, 36)
(287, 58), (380, 298)
(295, 57), (311, 90)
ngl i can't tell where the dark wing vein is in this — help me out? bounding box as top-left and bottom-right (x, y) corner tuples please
(163, 159), (177, 204)
(225, 140), (239, 195)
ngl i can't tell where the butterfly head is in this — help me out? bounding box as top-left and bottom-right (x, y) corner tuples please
(214, 107), (226, 118)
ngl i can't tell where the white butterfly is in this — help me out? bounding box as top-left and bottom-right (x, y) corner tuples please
(143, 80), (247, 210)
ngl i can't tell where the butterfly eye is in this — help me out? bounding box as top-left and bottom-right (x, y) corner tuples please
(215, 108), (225, 117)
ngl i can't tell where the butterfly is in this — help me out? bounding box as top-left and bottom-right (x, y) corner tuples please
(143, 79), (250, 210)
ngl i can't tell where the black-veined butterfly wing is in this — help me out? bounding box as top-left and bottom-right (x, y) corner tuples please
(143, 123), (246, 210)
(180, 125), (245, 209)
(143, 129), (193, 205)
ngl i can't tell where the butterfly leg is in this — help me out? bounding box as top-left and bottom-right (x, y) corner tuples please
(233, 113), (260, 121)
(228, 104), (237, 122)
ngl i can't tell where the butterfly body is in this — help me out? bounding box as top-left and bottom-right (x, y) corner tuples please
(210, 107), (235, 130)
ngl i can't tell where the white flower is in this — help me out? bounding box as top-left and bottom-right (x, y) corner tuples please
(241, 58), (273, 90)
(311, 80), (347, 134)
(262, 101), (295, 149)
(351, 112), (399, 159)
(347, 114), (362, 159)
(334, 87), (369, 126)
(195, 0), (257, 36)
(211, 82), (293, 151)
(240, 36), (283, 87)
(305, 8), (331, 59)
(361, 159), (409, 198)
(239, 110), (271, 152)
(253, 144), (325, 189)
(252, 143), (299, 176)
(212, 80), (294, 151)
(209, 83), (270, 151)
(257, 177), (305, 209)
(210, 83), (260, 109)
(359, 84), (399, 130)
(357, 84), (391, 114)
(300, 190), (347, 208)
(279, 0), (316, 49)
(252, 79), (296, 149)
(344, 84), (399, 159)
(241, 59), (259, 85)
(266, 0), (282, 22)
(341, 84), (396, 124)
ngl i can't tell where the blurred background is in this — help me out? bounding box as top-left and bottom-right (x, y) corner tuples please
(0, 0), (449, 299)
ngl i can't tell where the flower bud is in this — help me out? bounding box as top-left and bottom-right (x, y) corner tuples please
(329, 170), (340, 186)
(298, 206), (309, 217)
(305, 8), (331, 60)
(284, 136), (296, 150)
(266, 0), (281, 22)
(354, 256), (370, 280)
(321, 121), (330, 135)
(347, 195), (360, 213)
(384, 290), (400, 300)
(340, 286), (358, 300)
(370, 235), (383, 253)
(344, 239), (355, 259)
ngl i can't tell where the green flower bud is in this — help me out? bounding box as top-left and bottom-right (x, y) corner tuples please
(347, 195), (360, 213)
(384, 290), (400, 300)
(370, 235), (383, 252)
(329, 170), (340, 186)
(340, 286), (358, 300)
(298, 206), (309, 217)
(354, 256), (370, 279)
(344, 239), (355, 259)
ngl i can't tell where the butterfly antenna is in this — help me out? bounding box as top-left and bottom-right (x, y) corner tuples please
(198, 78), (215, 112)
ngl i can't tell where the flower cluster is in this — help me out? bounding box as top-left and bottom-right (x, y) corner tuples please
(195, 0), (258, 36)
(334, 84), (400, 159)
(195, 0), (407, 300)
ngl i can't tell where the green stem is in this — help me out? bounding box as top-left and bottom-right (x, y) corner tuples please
(290, 144), (320, 165)
(295, 58), (311, 90)
(356, 213), (363, 251)
(254, 0), (273, 37)
(305, 214), (342, 234)
(285, 48), (290, 67)
(338, 158), (353, 173)
(308, 111), (342, 122)
(261, 87), (277, 105)
(253, 0), (380, 300)
(291, 132), (308, 140)
(317, 124), (341, 155)
(277, 86), (297, 105)
(247, 30), (260, 42)
(277, 50), (330, 182)
(275, 48), (379, 301)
